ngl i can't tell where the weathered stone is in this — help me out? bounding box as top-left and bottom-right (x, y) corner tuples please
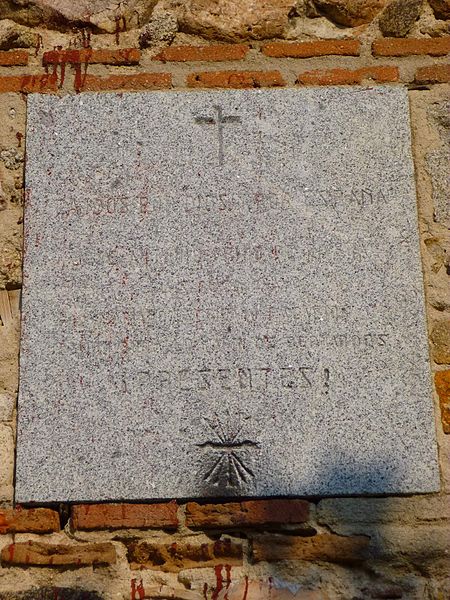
(317, 496), (450, 529)
(0, 589), (104, 600)
(431, 321), (450, 364)
(0, 392), (14, 421)
(177, 0), (296, 41)
(429, 0), (450, 20)
(17, 88), (439, 502)
(1, 541), (116, 566)
(252, 533), (370, 563)
(127, 537), (243, 571)
(139, 588), (202, 600)
(313, 0), (387, 26)
(0, 424), (13, 490)
(217, 581), (329, 599)
(0, 147), (23, 170)
(0, 0), (158, 33)
(426, 149), (450, 227)
(379, 0), (423, 37)
(139, 12), (178, 47)
(0, 19), (40, 50)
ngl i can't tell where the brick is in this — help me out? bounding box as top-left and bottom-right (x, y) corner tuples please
(1, 541), (116, 566)
(187, 70), (285, 88)
(0, 508), (60, 534)
(154, 44), (249, 62)
(43, 48), (141, 66)
(0, 50), (28, 66)
(71, 501), (178, 530)
(372, 37), (450, 56)
(431, 320), (450, 364)
(415, 64), (450, 84)
(127, 537), (243, 571)
(78, 73), (172, 92)
(0, 73), (58, 94)
(252, 533), (369, 563)
(185, 499), (310, 529)
(435, 370), (450, 433)
(263, 39), (361, 58)
(296, 66), (399, 86)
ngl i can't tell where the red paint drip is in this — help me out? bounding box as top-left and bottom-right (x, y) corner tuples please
(212, 565), (224, 600)
(225, 564), (232, 591)
(35, 33), (42, 56)
(8, 544), (15, 562)
(242, 576), (249, 600)
(131, 579), (145, 600)
(203, 583), (208, 600)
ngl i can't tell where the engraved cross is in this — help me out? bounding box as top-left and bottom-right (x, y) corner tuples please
(194, 105), (242, 166)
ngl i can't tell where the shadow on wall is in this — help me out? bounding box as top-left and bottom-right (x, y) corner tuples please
(194, 456), (448, 600)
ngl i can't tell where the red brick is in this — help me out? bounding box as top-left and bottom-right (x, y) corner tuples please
(0, 73), (58, 94)
(262, 39), (360, 58)
(154, 44), (249, 62)
(0, 508), (60, 534)
(185, 499), (310, 529)
(1, 541), (116, 567)
(71, 501), (178, 530)
(128, 538), (243, 572)
(252, 533), (369, 563)
(372, 37), (450, 56)
(187, 70), (285, 88)
(435, 370), (450, 433)
(415, 64), (450, 84)
(43, 48), (141, 66)
(79, 73), (172, 92)
(296, 66), (399, 86)
(0, 50), (28, 66)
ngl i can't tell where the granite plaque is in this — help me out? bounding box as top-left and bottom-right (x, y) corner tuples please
(16, 88), (440, 502)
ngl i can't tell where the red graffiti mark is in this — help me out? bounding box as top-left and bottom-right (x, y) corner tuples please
(131, 579), (145, 600)
(35, 33), (43, 56)
(8, 544), (15, 562)
(212, 565), (224, 600)
(16, 132), (23, 147)
(81, 28), (91, 49)
(242, 576), (249, 600)
(224, 564), (232, 599)
(114, 15), (127, 45)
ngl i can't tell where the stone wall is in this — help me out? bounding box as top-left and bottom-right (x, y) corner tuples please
(0, 0), (449, 598)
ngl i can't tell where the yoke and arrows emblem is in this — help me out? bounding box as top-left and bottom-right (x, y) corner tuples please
(197, 413), (258, 489)
(194, 105), (242, 167)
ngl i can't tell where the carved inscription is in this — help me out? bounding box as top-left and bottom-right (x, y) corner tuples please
(139, 366), (318, 392)
(194, 105), (242, 166)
